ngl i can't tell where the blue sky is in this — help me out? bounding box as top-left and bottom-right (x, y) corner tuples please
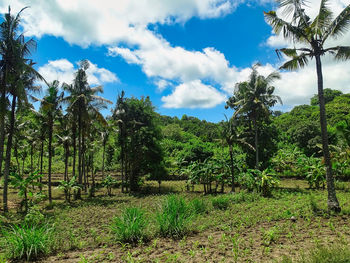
(1, 0), (350, 122)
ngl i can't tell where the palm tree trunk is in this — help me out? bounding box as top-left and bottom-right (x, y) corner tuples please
(77, 114), (82, 199)
(0, 72), (8, 179)
(48, 118), (53, 204)
(102, 142), (106, 178)
(3, 94), (17, 212)
(315, 55), (340, 212)
(64, 145), (69, 182)
(229, 144), (235, 193)
(253, 117), (259, 170)
(30, 143), (33, 175)
(0, 92), (6, 178)
(72, 122), (77, 179)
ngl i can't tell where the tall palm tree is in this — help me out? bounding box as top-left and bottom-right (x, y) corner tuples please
(264, 0), (350, 212)
(222, 115), (254, 192)
(63, 60), (111, 197)
(32, 80), (63, 204)
(0, 7), (29, 180)
(226, 64), (281, 170)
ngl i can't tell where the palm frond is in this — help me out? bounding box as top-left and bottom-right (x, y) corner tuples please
(324, 4), (350, 41)
(279, 52), (310, 70)
(311, 0), (333, 37)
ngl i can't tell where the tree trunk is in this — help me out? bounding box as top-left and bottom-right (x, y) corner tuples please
(229, 144), (235, 193)
(30, 143), (33, 175)
(0, 92), (6, 179)
(3, 95), (17, 212)
(39, 139), (44, 191)
(253, 117), (259, 170)
(72, 122), (77, 179)
(64, 145), (69, 182)
(82, 132), (86, 192)
(315, 55), (340, 212)
(77, 114), (82, 199)
(102, 142), (106, 178)
(48, 118), (53, 205)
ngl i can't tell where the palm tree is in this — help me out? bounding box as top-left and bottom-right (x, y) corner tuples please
(32, 80), (63, 204)
(63, 60), (111, 197)
(222, 115), (254, 192)
(264, 0), (350, 212)
(226, 64), (281, 170)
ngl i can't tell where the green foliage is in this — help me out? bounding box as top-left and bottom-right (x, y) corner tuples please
(238, 168), (279, 197)
(110, 207), (147, 244)
(101, 175), (119, 196)
(190, 198), (207, 215)
(57, 176), (81, 202)
(211, 195), (230, 210)
(310, 89), (343, 106)
(156, 195), (193, 238)
(305, 158), (326, 189)
(9, 171), (44, 212)
(1, 223), (53, 261)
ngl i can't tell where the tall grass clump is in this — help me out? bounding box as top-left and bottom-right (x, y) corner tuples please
(1, 223), (53, 261)
(282, 244), (350, 263)
(190, 198), (207, 215)
(111, 207), (148, 244)
(156, 195), (193, 238)
(211, 195), (230, 210)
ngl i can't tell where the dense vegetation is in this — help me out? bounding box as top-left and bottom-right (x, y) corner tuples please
(0, 1), (350, 262)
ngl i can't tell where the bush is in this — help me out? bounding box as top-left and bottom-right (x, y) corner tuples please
(211, 196), (230, 210)
(156, 195), (193, 238)
(190, 198), (207, 214)
(111, 207), (147, 244)
(230, 191), (261, 204)
(1, 223), (53, 261)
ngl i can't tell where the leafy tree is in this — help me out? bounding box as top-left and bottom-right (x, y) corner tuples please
(226, 64), (281, 169)
(113, 94), (166, 192)
(310, 88), (343, 106)
(32, 80), (63, 204)
(265, 0), (350, 211)
(0, 6), (43, 212)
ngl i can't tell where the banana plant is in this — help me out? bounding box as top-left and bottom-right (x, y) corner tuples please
(58, 176), (81, 203)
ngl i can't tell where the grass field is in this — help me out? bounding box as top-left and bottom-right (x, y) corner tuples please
(2, 179), (350, 262)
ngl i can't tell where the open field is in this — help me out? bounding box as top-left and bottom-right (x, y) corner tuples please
(2, 179), (350, 263)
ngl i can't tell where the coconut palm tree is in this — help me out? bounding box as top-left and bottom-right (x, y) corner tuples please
(264, 0), (350, 212)
(226, 64), (281, 170)
(32, 80), (63, 204)
(222, 115), (254, 192)
(63, 60), (111, 197)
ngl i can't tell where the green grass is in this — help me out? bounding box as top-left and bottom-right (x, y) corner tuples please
(211, 195), (230, 210)
(1, 223), (53, 261)
(156, 195), (193, 238)
(190, 198), (207, 215)
(282, 244), (350, 263)
(110, 207), (148, 244)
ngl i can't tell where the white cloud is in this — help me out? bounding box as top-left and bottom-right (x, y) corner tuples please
(2, 0), (350, 110)
(162, 80), (227, 108)
(38, 59), (118, 86)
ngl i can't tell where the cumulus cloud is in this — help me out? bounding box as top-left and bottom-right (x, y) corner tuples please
(38, 59), (118, 86)
(2, 0), (349, 109)
(162, 80), (227, 108)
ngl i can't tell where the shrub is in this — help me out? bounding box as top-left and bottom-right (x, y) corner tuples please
(211, 196), (230, 210)
(156, 195), (193, 238)
(111, 207), (147, 244)
(1, 223), (53, 261)
(190, 198), (207, 214)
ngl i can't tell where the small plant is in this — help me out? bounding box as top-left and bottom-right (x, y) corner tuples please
(111, 207), (147, 244)
(156, 195), (193, 238)
(211, 196), (230, 210)
(101, 175), (119, 196)
(9, 171), (43, 213)
(57, 176), (81, 203)
(24, 206), (45, 226)
(190, 198), (207, 215)
(1, 223), (53, 261)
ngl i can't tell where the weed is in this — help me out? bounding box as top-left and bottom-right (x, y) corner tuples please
(156, 195), (193, 238)
(211, 195), (230, 210)
(190, 198), (207, 214)
(1, 222), (53, 261)
(111, 207), (148, 244)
